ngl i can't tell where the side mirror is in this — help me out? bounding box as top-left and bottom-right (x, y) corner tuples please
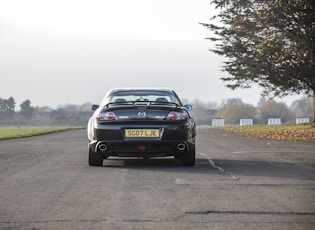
(91, 105), (99, 111)
(184, 104), (192, 111)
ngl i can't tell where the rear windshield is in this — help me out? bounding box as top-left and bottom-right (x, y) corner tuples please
(101, 90), (181, 106)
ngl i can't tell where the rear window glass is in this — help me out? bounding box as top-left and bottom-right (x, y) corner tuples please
(101, 90), (181, 106)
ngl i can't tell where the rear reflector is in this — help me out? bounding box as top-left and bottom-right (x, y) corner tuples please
(138, 146), (146, 151)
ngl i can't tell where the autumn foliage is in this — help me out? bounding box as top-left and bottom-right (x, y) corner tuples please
(221, 124), (315, 141)
(202, 0), (315, 122)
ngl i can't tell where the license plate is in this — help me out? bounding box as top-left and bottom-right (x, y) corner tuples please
(125, 129), (160, 137)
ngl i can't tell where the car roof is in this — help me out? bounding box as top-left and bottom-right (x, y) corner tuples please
(108, 87), (175, 94)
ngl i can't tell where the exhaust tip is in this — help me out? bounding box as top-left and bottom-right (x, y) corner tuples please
(97, 143), (107, 152)
(177, 143), (186, 151)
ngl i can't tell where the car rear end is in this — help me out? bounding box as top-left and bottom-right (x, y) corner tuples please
(87, 89), (196, 166)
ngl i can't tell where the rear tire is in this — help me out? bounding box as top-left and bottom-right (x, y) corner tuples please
(88, 147), (103, 166)
(180, 145), (195, 166)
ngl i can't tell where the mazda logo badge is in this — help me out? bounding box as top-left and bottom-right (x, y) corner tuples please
(138, 112), (146, 117)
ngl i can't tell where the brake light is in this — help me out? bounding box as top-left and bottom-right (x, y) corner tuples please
(96, 111), (116, 121)
(167, 111), (188, 120)
(168, 111), (177, 120)
(106, 111), (116, 120)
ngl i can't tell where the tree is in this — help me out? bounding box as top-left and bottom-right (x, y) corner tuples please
(20, 100), (35, 120)
(0, 97), (16, 120)
(260, 99), (294, 123)
(49, 104), (92, 126)
(220, 98), (243, 106)
(257, 95), (267, 108)
(189, 99), (212, 125)
(216, 99), (257, 124)
(202, 0), (315, 121)
(291, 96), (314, 118)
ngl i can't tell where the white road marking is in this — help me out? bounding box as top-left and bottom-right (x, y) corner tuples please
(198, 152), (240, 180)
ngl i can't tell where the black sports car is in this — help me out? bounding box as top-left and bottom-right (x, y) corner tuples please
(87, 88), (196, 166)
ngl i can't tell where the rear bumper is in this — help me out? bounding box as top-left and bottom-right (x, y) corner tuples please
(88, 122), (196, 158)
(89, 139), (194, 157)
(88, 122), (195, 158)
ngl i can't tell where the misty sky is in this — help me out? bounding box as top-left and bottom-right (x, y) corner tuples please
(0, 0), (302, 108)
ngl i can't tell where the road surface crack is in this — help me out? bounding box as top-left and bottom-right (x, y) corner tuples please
(185, 210), (315, 216)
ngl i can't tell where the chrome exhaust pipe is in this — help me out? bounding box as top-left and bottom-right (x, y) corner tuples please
(177, 143), (186, 151)
(97, 143), (107, 152)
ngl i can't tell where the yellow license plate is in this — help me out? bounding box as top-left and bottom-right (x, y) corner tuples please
(125, 129), (160, 137)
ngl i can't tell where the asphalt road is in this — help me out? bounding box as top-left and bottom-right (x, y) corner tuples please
(0, 128), (315, 230)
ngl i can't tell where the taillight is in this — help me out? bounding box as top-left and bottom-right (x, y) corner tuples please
(96, 111), (116, 121)
(167, 111), (188, 120)
(106, 111), (116, 120)
(168, 111), (177, 120)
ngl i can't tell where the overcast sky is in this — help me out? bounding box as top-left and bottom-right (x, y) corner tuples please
(0, 0), (302, 108)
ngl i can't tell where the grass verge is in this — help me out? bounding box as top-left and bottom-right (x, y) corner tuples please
(0, 126), (85, 140)
(219, 123), (315, 141)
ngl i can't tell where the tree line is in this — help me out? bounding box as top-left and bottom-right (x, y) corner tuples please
(0, 97), (93, 126)
(186, 96), (314, 125)
(1, 96), (313, 126)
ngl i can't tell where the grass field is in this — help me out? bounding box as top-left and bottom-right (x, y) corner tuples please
(0, 126), (84, 140)
(219, 123), (315, 141)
